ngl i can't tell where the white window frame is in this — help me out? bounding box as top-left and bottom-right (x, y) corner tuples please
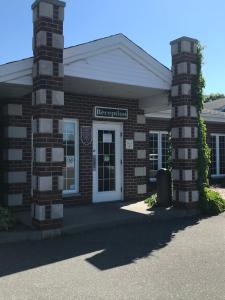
(63, 119), (79, 195)
(211, 133), (225, 178)
(149, 130), (168, 181)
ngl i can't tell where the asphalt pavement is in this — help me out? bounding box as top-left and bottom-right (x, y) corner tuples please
(0, 213), (224, 300)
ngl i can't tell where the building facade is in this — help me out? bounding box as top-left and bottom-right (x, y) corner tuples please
(0, 0), (225, 229)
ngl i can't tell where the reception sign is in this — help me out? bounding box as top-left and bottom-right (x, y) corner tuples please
(95, 106), (128, 120)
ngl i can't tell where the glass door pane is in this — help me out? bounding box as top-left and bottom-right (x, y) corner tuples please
(149, 133), (159, 178)
(161, 134), (169, 169)
(98, 130), (115, 192)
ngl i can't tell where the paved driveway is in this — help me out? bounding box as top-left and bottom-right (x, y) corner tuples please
(0, 213), (225, 300)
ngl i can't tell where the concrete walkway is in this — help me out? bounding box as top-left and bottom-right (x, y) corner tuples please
(0, 201), (199, 244)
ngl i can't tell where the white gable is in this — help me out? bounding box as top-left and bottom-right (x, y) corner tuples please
(65, 47), (169, 90)
(0, 34), (172, 92)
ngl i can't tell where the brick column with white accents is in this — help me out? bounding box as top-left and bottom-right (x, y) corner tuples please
(170, 36), (199, 207)
(32, 0), (65, 229)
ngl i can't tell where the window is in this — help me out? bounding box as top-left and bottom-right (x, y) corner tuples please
(149, 131), (169, 180)
(210, 134), (225, 177)
(63, 119), (79, 194)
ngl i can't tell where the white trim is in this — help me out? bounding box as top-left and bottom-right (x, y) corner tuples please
(92, 121), (123, 203)
(149, 131), (169, 179)
(210, 133), (225, 177)
(62, 118), (79, 195)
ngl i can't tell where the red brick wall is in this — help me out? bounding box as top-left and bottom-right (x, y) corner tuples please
(63, 93), (148, 205)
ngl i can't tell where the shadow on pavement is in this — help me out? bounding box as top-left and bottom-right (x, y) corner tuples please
(0, 216), (199, 277)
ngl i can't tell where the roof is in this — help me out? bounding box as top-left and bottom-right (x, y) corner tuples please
(146, 98), (225, 123)
(0, 33), (172, 91)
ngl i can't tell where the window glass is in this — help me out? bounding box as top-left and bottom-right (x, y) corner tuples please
(149, 132), (169, 179)
(63, 120), (78, 193)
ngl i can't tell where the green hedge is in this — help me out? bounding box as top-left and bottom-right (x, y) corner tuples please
(0, 206), (16, 231)
(201, 188), (225, 215)
(144, 193), (157, 208)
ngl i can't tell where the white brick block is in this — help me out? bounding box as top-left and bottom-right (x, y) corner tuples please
(3, 104), (22, 116)
(178, 148), (198, 160)
(182, 170), (192, 181)
(38, 60), (53, 76)
(181, 40), (191, 53)
(39, 2), (53, 19)
(178, 105), (188, 117)
(39, 118), (53, 134)
(35, 205), (45, 221)
(33, 6), (38, 22)
(172, 169), (179, 181)
(52, 33), (64, 49)
(171, 85), (179, 97)
(134, 132), (146, 142)
(182, 127), (192, 138)
(191, 148), (198, 159)
(51, 204), (63, 219)
(32, 119), (37, 134)
(190, 106), (197, 117)
(137, 114), (146, 124)
(5, 149), (23, 161)
(58, 120), (63, 134)
(58, 176), (63, 190)
(33, 63), (37, 78)
(6, 194), (23, 206)
(32, 175), (37, 190)
(36, 31), (47, 47)
(171, 127), (179, 139)
(137, 184), (147, 194)
(137, 150), (146, 159)
(177, 62), (188, 74)
(190, 63), (197, 75)
(52, 148), (64, 162)
(5, 127), (27, 138)
(181, 83), (191, 95)
(171, 43), (178, 55)
(36, 148), (46, 162)
(38, 176), (52, 192)
(58, 6), (64, 21)
(5, 171), (27, 184)
(58, 63), (64, 77)
(135, 167), (146, 177)
(36, 89), (47, 105)
(179, 191), (189, 203)
(192, 190), (199, 202)
(52, 90), (64, 106)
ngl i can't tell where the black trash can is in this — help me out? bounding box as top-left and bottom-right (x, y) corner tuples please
(156, 168), (172, 207)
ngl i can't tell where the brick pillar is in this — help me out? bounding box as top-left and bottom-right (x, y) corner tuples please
(32, 0), (65, 229)
(170, 37), (199, 207)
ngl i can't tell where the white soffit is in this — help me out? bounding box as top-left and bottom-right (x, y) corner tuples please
(0, 34), (171, 90)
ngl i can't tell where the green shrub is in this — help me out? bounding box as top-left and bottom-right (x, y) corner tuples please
(0, 206), (16, 231)
(200, 188), (225, 215)
(144, 193), (157, 208)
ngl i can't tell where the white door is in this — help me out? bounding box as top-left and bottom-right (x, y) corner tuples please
(93, 122), (123, 203)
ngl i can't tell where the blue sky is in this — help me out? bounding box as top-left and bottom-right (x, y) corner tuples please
(1, 0), (225, 94)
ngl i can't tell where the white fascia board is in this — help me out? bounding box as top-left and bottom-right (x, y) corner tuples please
(0, 58), (32, 85)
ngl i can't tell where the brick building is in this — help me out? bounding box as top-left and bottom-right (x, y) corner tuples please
(0, 0), (225, 230)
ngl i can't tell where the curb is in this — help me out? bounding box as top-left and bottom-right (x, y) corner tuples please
(0, 208), (200, 245)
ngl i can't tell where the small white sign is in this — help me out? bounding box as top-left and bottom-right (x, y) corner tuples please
(103, 133), (112, 143)
(126, 139), (134, 150)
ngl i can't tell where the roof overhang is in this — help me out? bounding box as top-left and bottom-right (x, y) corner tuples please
(0, 34), (172, 112)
